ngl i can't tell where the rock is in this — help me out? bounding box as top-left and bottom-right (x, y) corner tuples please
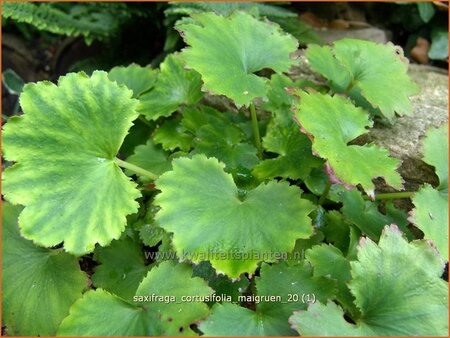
(315, 27), (391, 44)
(367, 64), (448, 191)
(290, 51), (448, 192)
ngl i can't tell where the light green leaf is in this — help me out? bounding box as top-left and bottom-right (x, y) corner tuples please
(422, 123), (448, 190)
(138, 54), (203, 120)
(411, 124), (449, 260)
(295, 91), (402, 196)
(125, 140), (172, 179)
(290, 300), (367, 336)
(108, 63), (157, 97)
(92, 236), (150, 301)
(177, 11), (298, 107)
(253, 121), (322, 180)
(306, 45), (351, 92)
(199, 261), (336, 336)
(411, 185), (448, 261)
(2, 201), (87, 336)
(290, 225), (448, 336)
(2, 71), (141, 255)
(58, 261), (213, 336)
(306, 39), (419, 121)
(342, 189), (412, 240)
(155, 155), (314, 278)
(262, 74), (300, 122)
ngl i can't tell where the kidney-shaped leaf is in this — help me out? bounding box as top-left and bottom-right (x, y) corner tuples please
(411, 185), (448, 261)
(108, 63), (157, 98)
(58, 261), (213, 336)
(2, 202), (87, 336)
(290, 225), (448, 336)
(176, 11), (298, 107)
(295, 91), (402, 196)
(2, 71), (141, 255)
(410, 124), (449, 261)
(138, 54), (203, 120)
(306, 39), (419, 121)
(199, 261), (336, 336)
(155, 155), (314, 278)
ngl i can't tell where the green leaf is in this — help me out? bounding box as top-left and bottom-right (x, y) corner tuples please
(138, 54), (203, 120)
(199, 261), (336, 336)
(58, 261), (213, 336)
(134, 202), (166, 247)
(186, 106), (259, 170)
(2, 68), (25, 95)
(153, 116), (193, 151)
(2, 201), (87, 336)
(411, 124), (449, 260)
(2, 71), (141, 255)
(295, 91), (402, 196)
(305, 44), (352, 92)
(290, 225), (448, 336)
(417, 2), (435, 22)
(193, 128), (259, 171)
(342, 189), (412, 240)
(429, 29), (449, 60)
(119, 117), (154, 158)
(108, 63), (157, 97)
(306, 244), (358, 318)
(262, 74), (298, 122)
(177, 11), (298, 107)
(321, 211), (352, 255)
(155, 155), (314, 278)
(253, 121), (322, 180)
(306, 39), (419, 121)
(125, 140), (172, 179)
(92, 236), (150, 301)
(411, 185), (448, 261)
(2, 2), (125, 44)
(192, 261), (250, 303)
(422, 123), (448, 190)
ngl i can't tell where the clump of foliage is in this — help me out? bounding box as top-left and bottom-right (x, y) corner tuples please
(1, 1), (148, 44)
(2, 8), (448, 337)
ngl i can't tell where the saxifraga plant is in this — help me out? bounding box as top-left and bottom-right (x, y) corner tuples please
(2, 9), (448, 337)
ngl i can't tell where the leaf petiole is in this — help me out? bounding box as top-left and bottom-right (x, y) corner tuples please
(318, 181), (331, 205)
(363, 191), (415, 201)
(250, 102), (263, 157)
(114, 158), (158, 180)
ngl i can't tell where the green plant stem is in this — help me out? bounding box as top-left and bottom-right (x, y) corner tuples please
(344, 80), (356, 93)
(250, 102), (263, 157)
(363, 191), (415, 201)
(138, 115), (152, 127)
(318, 181), (331, 205)
(114, 158), (158, 180)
